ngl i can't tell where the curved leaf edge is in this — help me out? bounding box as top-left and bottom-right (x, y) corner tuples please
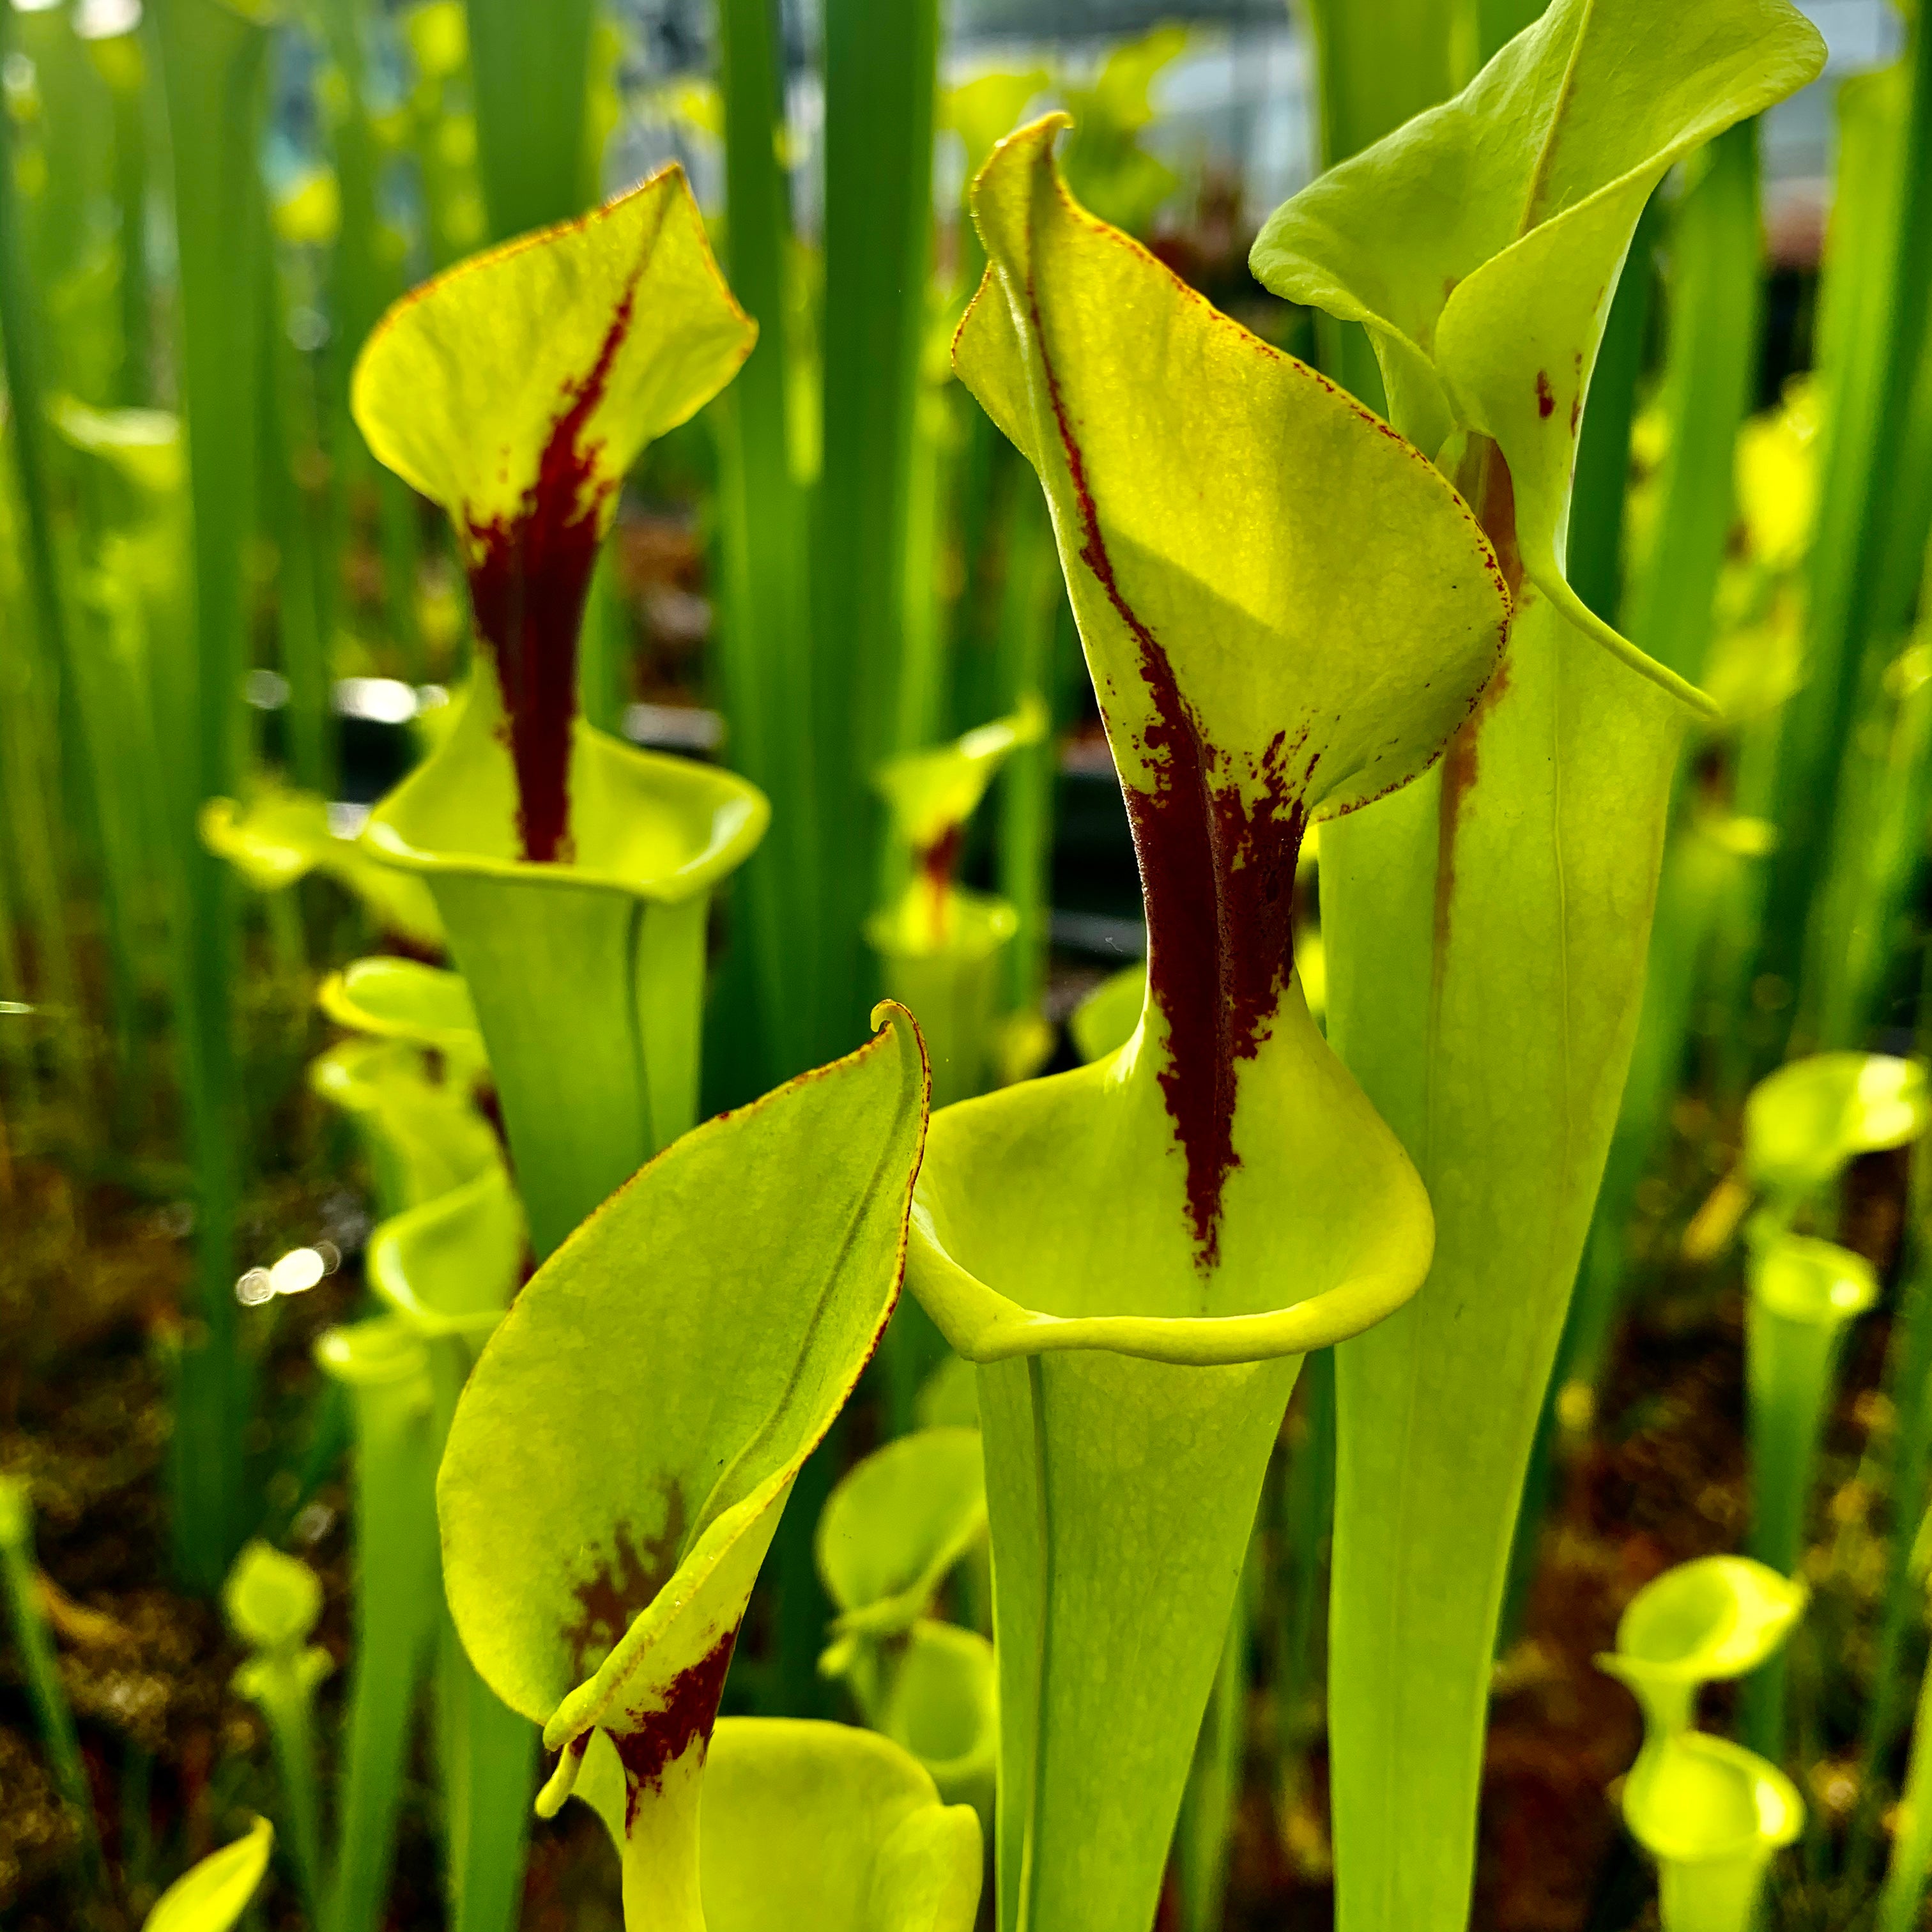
(361, 687), (771, 904)
(905, 1055), (1432, 1367)
(954, 112), (1517, 832)
(349, 164), (755, 509)
(484, 1006), (932, 1768)
(1246, 8), (1827, 721)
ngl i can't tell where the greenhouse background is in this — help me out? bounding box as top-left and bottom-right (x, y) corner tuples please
(6, 1), (1932, 1931)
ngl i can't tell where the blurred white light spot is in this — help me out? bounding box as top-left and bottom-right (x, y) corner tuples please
(314, 1240), (342, 1274)
(286, 306), (329, 353)
(243, 668), (289, 709)
(334, 677), (417, 724)
(75, 0), (141, 38)
(643, 586), (712, 648)
(268, 1247), (326, 1296)
(622, 702), (724, 755)
(236, 1268), (275, 1307)
(291, 1501), (335, 1546)
(325, 801), (369, 839)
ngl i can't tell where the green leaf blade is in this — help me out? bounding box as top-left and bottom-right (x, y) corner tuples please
(436, 1013), (928, 1931)
(141, 1818), (274, 1932)
(1252, 0), (1823, 708)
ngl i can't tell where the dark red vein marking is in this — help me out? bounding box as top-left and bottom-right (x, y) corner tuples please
(1471, 439), (1524, 603)
(1434, 438), (1522, 969)
(464, 264), (644, 863)
(562, 1489), (688, 1678)
(1028, 288), (1307, 1269)
(918, 823), (963, 947)
(609, 1625), (739, 1829)
(1433, 653), (1511, 970)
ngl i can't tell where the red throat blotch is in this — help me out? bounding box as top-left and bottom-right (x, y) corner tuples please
(463, 263), (643, 864)
(608, 1625), (740, 1829)
(1029, 286), (1308, 1267)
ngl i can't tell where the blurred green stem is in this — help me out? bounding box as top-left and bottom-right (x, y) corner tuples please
(153, 0), (273, 1592)
(0, 586), (88, 1135)
(1624, 124), (1762, 688)
(1471, 0), (1546, 68)
(318, 1324), (440, 1932)
(1563, 190), (1657, 625)
(1809, 624), (1932, 1050)
(1300, 0), (1455, 409)
(96, 27), (152, 408)
(249, 1653), (327, 1920)
(1878, 1591), (1932, 1932)
(811, 0), (940, 1055)
(418, 1338), (533, 1932)
(1283, 1349), (1335, 1692)
(0, 0), (98, 1135)
(713, 0), (818, 1088)
(438, 1630), (535, 1932)
(0, 825), (33, 1098)
(320, 0), (420, 680)
(1740, 1273), (1860, 1759)
(1756, 10), (1932, 1054)
(264, 249), (335, 797)
(1848, 955), (1932, 1883)
(0, 1478), (105, 1897)
(894, 375), (953, 763)
(463, 0), (595, 243)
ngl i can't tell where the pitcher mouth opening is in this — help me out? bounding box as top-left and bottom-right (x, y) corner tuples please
(362, 700), (768, 901)
(905, 1144), (1429, 1373)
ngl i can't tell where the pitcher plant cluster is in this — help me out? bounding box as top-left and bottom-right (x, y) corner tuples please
(12, 0), (1932, 1929)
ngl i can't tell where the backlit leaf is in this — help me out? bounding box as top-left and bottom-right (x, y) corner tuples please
(438, 1008), (929, 1926)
